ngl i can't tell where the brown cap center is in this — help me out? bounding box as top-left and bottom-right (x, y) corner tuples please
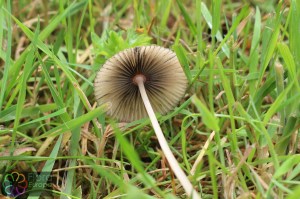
(132, 74), (146, 85)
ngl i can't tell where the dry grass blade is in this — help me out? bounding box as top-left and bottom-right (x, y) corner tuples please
(191, 131), (216, 175)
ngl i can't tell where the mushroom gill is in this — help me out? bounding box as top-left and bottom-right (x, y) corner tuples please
(94, 45), (187, 122)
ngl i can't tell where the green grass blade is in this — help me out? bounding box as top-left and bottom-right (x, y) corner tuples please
(35, 105), (107, 140)
(176, 0), (197, 36)
(0, 1), (4, 64)
(212, 0), (221, 37)
(159, 0), (171, 28)
(250, 7), (261, 55)
(248, 7), (261, 95)
(173, 44), (192, 84)
(0, 104), (58, 122)
(258, 9), (281, 84)
(191, 95), (219, 132)
(27, 134), (63, 198)
(11, 44), (36, 149)
(289, 0), (300, 67)
(201, 2), (230, 57)
(273, 155), (300, 179)
(18, 108), (67, 128)
(287, 185), (300, 199)
(0, 0), (12, 111)
(262, 80), (294, 125)
(213, 5), (249, 57)
(112, 123), (164, 196)
(277, 43), (297, 84)
(207, 146), (218, 199)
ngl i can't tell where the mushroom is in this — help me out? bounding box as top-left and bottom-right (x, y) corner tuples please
(94, 45), (200, 198)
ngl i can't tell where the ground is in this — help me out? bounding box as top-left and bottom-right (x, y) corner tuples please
(0, 0), (299, 198)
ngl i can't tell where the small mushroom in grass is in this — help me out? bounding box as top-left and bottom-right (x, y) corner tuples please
(94, 45), (200, 199)
(94, 46), (187, 122)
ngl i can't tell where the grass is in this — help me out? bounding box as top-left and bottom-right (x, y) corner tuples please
(0, 0), (299, 198)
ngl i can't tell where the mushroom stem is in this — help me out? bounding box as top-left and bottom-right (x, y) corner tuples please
(135, 76), (200, 199)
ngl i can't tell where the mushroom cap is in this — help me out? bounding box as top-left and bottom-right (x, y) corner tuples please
(94, 45), (188, 122)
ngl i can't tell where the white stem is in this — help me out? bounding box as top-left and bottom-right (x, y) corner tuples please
(135, 77), (200, 199)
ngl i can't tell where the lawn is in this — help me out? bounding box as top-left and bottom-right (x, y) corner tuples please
(0, 0), (299, 198)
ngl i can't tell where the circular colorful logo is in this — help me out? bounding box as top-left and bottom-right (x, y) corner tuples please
(2, 171), (28, 197)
